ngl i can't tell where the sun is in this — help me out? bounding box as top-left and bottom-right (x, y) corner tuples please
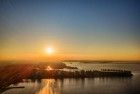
(45, 47), (54, 55)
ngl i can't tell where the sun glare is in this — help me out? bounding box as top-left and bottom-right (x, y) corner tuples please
(46, 66), (53, 70)
(45, 47), (54, 55)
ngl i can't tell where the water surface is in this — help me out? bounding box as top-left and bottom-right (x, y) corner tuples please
(2, 63), (140, 94)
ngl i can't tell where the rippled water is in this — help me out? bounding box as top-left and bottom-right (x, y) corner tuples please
(2, 63), (140, 94)
(64, 62), (140, 72)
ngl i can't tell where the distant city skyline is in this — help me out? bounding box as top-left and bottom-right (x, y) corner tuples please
(0, 0), (140, 61)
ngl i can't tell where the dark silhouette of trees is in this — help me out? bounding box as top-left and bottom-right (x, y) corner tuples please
(29, 69), (133, 79)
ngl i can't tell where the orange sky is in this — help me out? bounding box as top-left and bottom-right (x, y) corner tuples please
(0, 50), (140, 61)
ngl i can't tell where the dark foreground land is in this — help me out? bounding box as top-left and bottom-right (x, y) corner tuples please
(29, 69), (132, 79)
(0, 62), (133, 93)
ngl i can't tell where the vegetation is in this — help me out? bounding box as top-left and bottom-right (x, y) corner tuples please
(29, 69), (132, 79)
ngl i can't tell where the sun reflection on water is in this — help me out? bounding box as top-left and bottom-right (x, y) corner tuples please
(37, 79), (59, 94)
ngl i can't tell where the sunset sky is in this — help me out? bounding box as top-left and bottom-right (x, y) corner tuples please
(0, 0), (140, 61)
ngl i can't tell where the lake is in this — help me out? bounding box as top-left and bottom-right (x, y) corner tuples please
(2, 62), (140, 94)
